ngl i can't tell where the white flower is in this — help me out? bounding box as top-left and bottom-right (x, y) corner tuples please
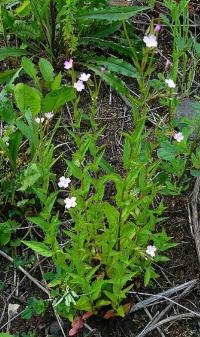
(165, 78), (176, 88)
(45, 112), (54, 120)
(146, 245), (157, 257)
(8, 303), (20, 316)
(143, 34), (158, 48)
(64, 197), (77, 209)
(74, 80), (85, 92)
(64, 59), (73, 70)
(58, 176), (71, 189)
(79, 73), (91, 82)
(35, 117), (45, 124)
(174, 132), (184, 142)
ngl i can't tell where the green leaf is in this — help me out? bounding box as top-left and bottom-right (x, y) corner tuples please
(74, 295), (92, 311)
(51, 72), (62, 90)
(79, 6), (148, 21)
(39, 58), (54, 83)
(42, 87), (75, 112)
(157, 141), (178, 161)
(0, 333), (15, 337)
(0, 47), (29, 61)
(8, 130), (23, 171)
(14, 83), (41, 116)
(66, 160), (82, 179)
(21, 57), (39, 86)
(0, 69), (20, 84)
(0, 222), (11, 246)
(88, 56), (139, 79)
(82, 37), (132, 57)
(87, 65), (130, 96)
(22, 240), (52, 257)
(19, 163), (41, 191)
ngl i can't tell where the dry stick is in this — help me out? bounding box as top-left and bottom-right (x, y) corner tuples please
(135, 294), (166, 337)
(137, 278), (196, 337)
(189, 177), (200, 264)
(129, 279), (198, 313)
(137, 313), (196, 337)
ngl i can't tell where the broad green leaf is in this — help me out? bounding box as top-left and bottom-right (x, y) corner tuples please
(0, 333), (15, 337)
(22, 240), (52, 257)
(42, 87), (75, 112)
(88, 56), (139, 79)
(157, 141), (178, 161)
(21, 57), (39, 85)
(39, 58), (54, 83)
(104, 202), (119, 227)
(14, 83), (41, 116)
(79, 6), (148, 21)
(51, 72), (62, 90)
(89, 22), (122, 38)
(19, 163), (41, 191)
(28, 217), (48, 232)
(0, 47), (29, 61)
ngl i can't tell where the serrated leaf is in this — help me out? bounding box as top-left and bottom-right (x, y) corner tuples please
(14, 83), (41, 116)
(22, 240), (52, 257)
(39, 58), (54, 83)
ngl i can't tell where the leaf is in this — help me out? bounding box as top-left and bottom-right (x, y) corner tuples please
(0, 334), (15, 337)
(39, 58), (54, 83)
(88, 56), (139, 79)
(21, 57), (39, 85)
(79, 6), (148, 21)
(87, 65), (130, 96)
(0, 47), (29, 61)
(19, 163), (41, 191)
(0, 222), (11, 246)
(8, 130), (23, 171)
(14, 83), (41, 116)
(82, 37), (132, 57)
(22, 240), (52, 257)
(157, 141), (178, 161)
(0, 69), (20, 84)
(42, 87), (75, 112)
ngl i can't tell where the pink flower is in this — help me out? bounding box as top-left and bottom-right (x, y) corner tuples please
(64, 197), (77, 209)
(174, 132), (184, 142)
(146, 245), (157, 257)
(74, 80), (85, 92)
(35, 117), (44, 124)
(58, 176), (71, 188)
(64, 59), (73, 70)
(143, 34), (158, 48)
(165, 59), (172, 70)
(45, 112), (54, 120)
(79, 73), (91, 82)
(154, 24), (161, 33)
(165, 78), (176, 88)
(100, 66), (106, 73)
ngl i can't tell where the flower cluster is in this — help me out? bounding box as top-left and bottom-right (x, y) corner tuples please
(58, 176), (77, 210)
(35, 112), (54, 124)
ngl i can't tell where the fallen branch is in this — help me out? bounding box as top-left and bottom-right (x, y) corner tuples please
(136, 277), (197, 337)
(137, 313), (197, 337)
(189, 177), (200, 264)
(129, 279), (197, 313)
